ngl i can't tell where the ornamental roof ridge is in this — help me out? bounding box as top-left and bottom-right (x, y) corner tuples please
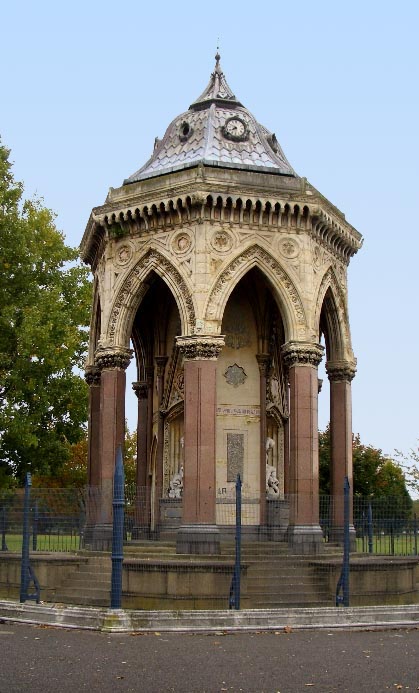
(189, 51), (242, 109)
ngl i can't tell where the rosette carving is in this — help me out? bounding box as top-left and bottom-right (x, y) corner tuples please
(176, 335), (225, 360)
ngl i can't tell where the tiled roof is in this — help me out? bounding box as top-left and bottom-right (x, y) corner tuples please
(124, 54), (296, 185)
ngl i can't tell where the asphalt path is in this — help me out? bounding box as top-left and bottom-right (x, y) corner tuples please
(0, 621), (418, 692)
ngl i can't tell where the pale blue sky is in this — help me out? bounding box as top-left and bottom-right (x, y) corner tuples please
(2, 1), (419, 469)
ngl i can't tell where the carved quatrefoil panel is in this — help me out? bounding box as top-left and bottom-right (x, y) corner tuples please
(224, 363), (247, 387)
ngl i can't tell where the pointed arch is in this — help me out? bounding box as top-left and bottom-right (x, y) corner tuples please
(103, 248), (196, 347)
(87, 278), (101, 364)
(315, 265), (353, 361)
(204, 244), (307, 341)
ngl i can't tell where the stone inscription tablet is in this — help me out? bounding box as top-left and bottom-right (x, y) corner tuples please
(227, 433), (244, 482)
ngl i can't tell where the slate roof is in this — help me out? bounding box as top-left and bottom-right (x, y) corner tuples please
(124, 54), (296, 185)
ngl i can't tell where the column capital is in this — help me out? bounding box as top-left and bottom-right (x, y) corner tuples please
(155, 355), (169, 376)
(84, 365), (101, 386)
(176, 334), (225, 361)
(326, 360), (356, 382)
(256, 353), (271, 376)
(94, 346), (133, 371)
(282, 341), (324, 368)
(132, 381), (149, 400)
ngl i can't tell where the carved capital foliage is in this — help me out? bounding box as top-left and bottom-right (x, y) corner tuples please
(326, 360), (356, 382)
(84, 366), (101, 386)
(155, 355), (169, 377)
(282, 341), (324, 368)
(176, 334), (225, 361)
(94, 346), (133, 371)
(132, 381), (149, 400)
(256, 353), (271, 377)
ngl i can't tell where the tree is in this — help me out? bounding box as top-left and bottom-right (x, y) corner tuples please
(319, 425), (411, 500)
(0, 141), (91, 486)
(394, 443), (419, 495)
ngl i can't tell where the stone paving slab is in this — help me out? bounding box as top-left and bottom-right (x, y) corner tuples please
(0, 599), (419, 633)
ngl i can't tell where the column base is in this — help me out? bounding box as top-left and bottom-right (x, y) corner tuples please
(176, 524), (220, 555)
(287, 524), (324, 555)
(83, 523), (113, 551)
(328, 524), (357, 551)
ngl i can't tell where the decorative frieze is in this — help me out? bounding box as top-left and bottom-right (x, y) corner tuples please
(176, 335), (225, 360)
(326, 361), (356, 382)
(94, 346), (133, 371)
(282, 341), (324, 368)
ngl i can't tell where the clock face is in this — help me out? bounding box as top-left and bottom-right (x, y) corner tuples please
(223, 117), (248, 141)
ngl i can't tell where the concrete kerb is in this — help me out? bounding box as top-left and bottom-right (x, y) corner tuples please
(0, 600), (418, 633)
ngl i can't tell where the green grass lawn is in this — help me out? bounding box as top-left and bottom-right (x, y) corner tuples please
(1, 533), (81, 553)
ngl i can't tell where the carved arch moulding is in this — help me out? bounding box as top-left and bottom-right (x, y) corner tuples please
(104, 248), (196, 347)
(314, 265), (353, 361)
(204, 244), (308, 341)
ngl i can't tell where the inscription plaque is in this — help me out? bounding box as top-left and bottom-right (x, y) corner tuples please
(227, 433), (244, 482)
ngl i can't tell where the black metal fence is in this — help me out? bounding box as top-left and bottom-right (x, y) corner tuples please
(1, 487), (418, 557)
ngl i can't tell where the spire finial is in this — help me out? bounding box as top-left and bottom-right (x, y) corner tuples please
(215, 39), (221, 73)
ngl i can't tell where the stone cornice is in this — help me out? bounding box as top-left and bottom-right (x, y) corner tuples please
(176, 334), (225, 360)
(282, 341), (324, 368)
(94, 346), (133, 371)
(80, 167), (362, 268)
(326, 360), (357, 382)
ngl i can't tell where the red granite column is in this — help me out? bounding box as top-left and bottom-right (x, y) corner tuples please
(132, 381), (149, 538)
(154, 356), (168, 535)
(175, 335), (224, 555)
(282, 342), (324, 554)
(91, 347), (131, 549)
(256, 354), (270, 526)
(327, 361), (356, 548)
(85, 366), (101, 488)
(84, 366), (101, 534)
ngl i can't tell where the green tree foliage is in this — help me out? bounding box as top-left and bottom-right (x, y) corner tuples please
(319, 425), (411, 500)
(394, 442), (419, 495)
(0, 142), (91, 486)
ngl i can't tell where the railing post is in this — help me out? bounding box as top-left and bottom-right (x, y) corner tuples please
(111, 446), (125, 609)
(367, 501), (373, 554)
(229, 474), (242, 610)
(336, 476), (350, 607)
(32, 500), (39, 551)
(20, 473), (40, 604)
(1, 505), (8, 551)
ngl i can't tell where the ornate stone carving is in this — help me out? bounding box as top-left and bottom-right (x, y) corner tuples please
(326, 361), (356, 382)
(155, 355), (169, 377)
(94, 346), (133, 371)
(115, 242), (134, 266)
(168, 465), (184, 499)
(132, 381), (149, 400)
(256, 353), (271, 376)
(172, 232), (192, 254)
(84, 366), (101, 386)
(282, 342), (324, 368)
(278, 237), (299, 259)
(176, 335), (225, 360)
(210, 229), (233, 252)
(108, 249), (196, 343)
(206, 245), (306, 331)
(224, 363), (247, 387)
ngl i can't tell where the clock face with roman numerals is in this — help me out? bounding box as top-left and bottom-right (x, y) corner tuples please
(223, 117), (248, 142)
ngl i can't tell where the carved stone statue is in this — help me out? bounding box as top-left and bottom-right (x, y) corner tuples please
(266, 437), (280, 497)
(168, 465), (184, 499)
